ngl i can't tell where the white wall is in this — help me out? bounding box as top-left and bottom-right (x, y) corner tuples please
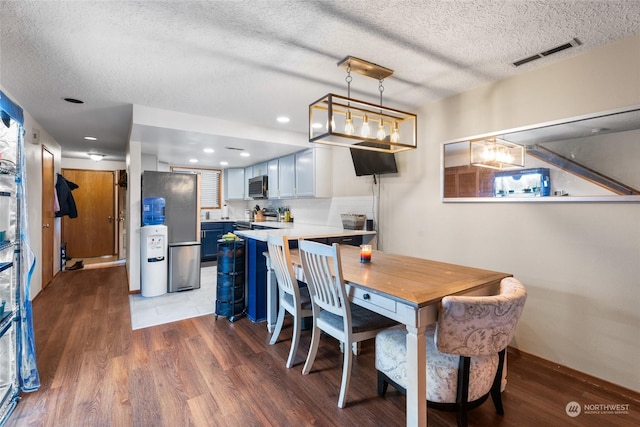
(141, 153), (159, 172)
(26, 118), (62, 299)
(61, 158), (126, 171)
(333, 35), (640, 391)
(126, 138), (142, 292)
(1, 85), (63, 299)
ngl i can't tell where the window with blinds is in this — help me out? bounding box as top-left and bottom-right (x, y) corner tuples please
(171, 167), (222, 209)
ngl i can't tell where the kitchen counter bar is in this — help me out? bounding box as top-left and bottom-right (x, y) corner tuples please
(234, 223), (376, 242)
(233, 223), (376, 324)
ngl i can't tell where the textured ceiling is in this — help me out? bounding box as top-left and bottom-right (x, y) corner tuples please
(1, 1), (639, 167)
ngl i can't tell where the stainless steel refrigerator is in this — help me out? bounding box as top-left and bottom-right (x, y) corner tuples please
(142, 170), (201, 292)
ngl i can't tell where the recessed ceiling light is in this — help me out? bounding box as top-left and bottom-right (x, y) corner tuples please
(203, 148), (214, 153)
(311, 122), (323, 129)
(84, 136), (97, 141)
(189, 158), (198, 163)
(220, 161), (229, 166)
(240, 152), (250, 157)
(63, 97), (84, 104)
(277, 116), (290, 123)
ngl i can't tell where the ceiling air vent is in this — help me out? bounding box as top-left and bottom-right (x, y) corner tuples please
(512, 38), (582, 67)
(225, 146), (244, 151)
(513, 54), (542, 67)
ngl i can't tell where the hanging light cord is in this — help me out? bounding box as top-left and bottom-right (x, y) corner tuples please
(379, 75), (384, 106)
(346, 65), (352, 99)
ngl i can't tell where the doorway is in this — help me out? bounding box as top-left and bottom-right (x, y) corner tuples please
(61, 169), (116, 259)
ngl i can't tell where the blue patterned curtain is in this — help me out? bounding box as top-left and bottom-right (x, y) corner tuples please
(0, 90), (40, 392)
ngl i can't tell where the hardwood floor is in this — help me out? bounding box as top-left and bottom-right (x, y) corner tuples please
(7, 266), (640, 426)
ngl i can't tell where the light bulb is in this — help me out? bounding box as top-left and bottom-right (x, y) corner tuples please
(345, 111), (355, 135)
(390, 121), (399, 143)
(376, 120), (386, 140)
(482, 145), (494, 161)
(361, 115), (371, 138)
(326, 115), (336, 131)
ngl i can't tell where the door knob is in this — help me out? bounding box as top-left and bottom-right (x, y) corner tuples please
(42, 223), (50, 228)
(108, 216), (113, 222)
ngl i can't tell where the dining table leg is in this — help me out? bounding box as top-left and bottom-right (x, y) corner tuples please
(405, 324), (428, 427)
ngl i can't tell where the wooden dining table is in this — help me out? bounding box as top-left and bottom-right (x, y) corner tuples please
(287, 244), (511, 427)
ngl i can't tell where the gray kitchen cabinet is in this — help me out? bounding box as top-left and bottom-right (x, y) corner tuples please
(278, 154), (295, 198)
(295, 148), (332, 198)
(253, 162), (268, 177)
(244, 166), (253, 200)
(223, 168), (245, 200)
(231, 147), (332, 201)
(267, 159), (279, 199)
(295, 149), (314, 197)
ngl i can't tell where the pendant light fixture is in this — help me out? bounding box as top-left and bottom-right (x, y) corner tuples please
(309, 56), (417, 153)
(470, 137), (524, 169)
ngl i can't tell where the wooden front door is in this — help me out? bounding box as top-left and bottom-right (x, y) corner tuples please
(41, 146), (55, 288)
(61, 169), (115, 258)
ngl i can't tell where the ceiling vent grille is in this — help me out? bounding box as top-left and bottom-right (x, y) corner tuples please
(225, 146), (245, 151)
(512, 38), (582, 67)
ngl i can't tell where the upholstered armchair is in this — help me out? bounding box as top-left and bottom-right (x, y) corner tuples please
(376, 277), (527, 427)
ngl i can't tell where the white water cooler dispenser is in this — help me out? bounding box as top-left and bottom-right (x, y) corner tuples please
(141, 225), (168, 297)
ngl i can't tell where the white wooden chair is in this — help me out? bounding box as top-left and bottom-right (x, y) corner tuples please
(267, 234), (313, 368)
(376, 277), (527, 427)
(298, 240), (397, 408)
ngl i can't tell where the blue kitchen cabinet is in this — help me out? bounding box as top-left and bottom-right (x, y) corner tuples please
(245, 238), (268, 322)
(243, 224), (276, 321)
(201, 222), (234, 261)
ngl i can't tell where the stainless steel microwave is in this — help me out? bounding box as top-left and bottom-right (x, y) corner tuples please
(248, 175), (268, 199)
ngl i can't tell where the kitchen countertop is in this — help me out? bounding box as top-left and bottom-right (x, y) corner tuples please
(200, 218), (242, 223)
(199, 218), (292, 225)
(234, 223), (375, 242)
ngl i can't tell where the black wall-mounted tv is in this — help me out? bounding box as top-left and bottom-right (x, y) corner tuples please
(350, 141), (398, 176)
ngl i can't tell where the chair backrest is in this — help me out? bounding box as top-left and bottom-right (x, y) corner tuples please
(435, 277), (527, 357)
(298, 240), (349, 320)
(267, 234), (300, 300)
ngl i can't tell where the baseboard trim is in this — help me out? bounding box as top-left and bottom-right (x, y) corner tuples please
(507, 346), (640, 402)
